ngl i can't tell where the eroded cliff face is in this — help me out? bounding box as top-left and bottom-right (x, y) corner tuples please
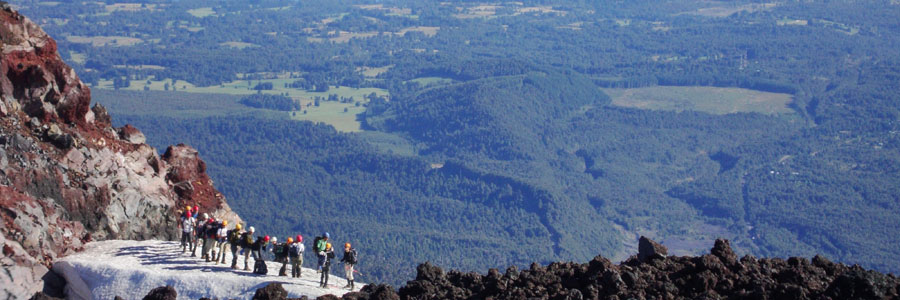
(0, 4), (239, 297)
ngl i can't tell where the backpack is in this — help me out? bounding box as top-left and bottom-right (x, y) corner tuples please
(273, 243), (284, 256)
(241, 232), (253, 248)
(313, 237), (323, 252)
(316, 238), (327, 253)
(346, 249), (358, 264)
(195, 220), (206, 235)
(289, 243), (303, 258)
(227, 229), (240, 244)
(254, 259), (268, 275)
(206, 222), (218, 239)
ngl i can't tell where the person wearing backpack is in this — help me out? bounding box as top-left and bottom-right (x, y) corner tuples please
(319, 242), (335, 288)
(252, 235), (269, 262)
(202, 217), (217, 262)
(229, 223), (243, 269)
(193, 213), (208, 258)
(215, 220), (229, 264)
(315, 232), (329, 273)
(289, 235), (305, 278)
(251, 235), (270, 275)
(240, 226), (255, 271)
(275, 237), (289, 276)
(178, 211), (195, 254)
(340, 242), (358, 290)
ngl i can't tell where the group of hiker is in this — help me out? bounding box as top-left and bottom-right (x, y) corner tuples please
(177, 206), (359, 289)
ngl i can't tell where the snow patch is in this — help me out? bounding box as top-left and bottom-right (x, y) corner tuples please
(54, 240), (358, 299)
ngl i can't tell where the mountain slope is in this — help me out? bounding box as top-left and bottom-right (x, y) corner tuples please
(0, 4), (238, 297)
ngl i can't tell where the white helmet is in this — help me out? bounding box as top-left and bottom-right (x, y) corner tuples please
(202, 213), (209, 219)
(271, 237), (278, 243)
(249, 226), (255, 233)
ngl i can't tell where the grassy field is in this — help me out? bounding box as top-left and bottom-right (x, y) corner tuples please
(290, 101), (367, 132)
(187, 7), (215, 18)
(603, 86), (795, 115)
(219, 41), (259, 49)
(90, 90), (283, 120)
(359, 65), (394, 77)
(397, 26), (440, 37)
(95, 78), (388, 132)
(408, 77), (455, 87)
(66, 36), (143, 47)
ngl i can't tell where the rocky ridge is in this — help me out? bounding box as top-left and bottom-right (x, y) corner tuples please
(340, 237), (899, 300)
(0, 3), (238, 297)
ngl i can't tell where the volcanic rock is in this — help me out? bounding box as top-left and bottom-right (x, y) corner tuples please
(368, 238), (900, 300)
(637, 236), (667, 262)
(252, 283), (288, 300)
(142, 286), (177, 300)
(0, 5), (239, 297)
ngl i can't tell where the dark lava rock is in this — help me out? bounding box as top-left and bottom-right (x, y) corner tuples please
(358, 284), (400, 300)
(316, 295), (340, 300)
(637, 236), (667, 262)
(142, 286), (177, 300)
(252, 283), (288, 300)
(711, 238), (739, 267)
(348, 238), (900, 300)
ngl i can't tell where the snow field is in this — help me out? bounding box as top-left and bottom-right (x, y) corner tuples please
(54, 240), (359, 300)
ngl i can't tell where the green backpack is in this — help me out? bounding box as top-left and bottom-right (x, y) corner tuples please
(316, 238), (327, 252)
(227, 229), (240, 244)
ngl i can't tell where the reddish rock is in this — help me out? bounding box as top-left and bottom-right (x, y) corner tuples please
(0, 6), (239, 297)
(117, 124), (146, 144)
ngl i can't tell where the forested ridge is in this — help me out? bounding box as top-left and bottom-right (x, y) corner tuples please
(32, 0), (900, 284)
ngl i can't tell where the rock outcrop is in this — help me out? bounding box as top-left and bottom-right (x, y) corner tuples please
(0, 4), (238, 297)
(339, 238), (900, 300)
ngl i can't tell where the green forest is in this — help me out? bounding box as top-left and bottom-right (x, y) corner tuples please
(23, 0), (900, 284)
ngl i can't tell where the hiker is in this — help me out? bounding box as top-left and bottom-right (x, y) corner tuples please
(320, 242), (335, 288)
(194, 213), (208, 257)
(229, 223), (244, 269)
(215, 220), (229, 264)
(190, 206), (200, 255)
(240, 226), (255, 270)
(252, 235), (269, 262)
(314, 232), (329, 273)
(289, 235), (304, 278)
(340, 242), (358, 290)
(202, 216), (217, 261)
(275, 237), (289, 276)
(251, 235), (270, 275)
(269, 237), (279, 262)
(179, 210), (195, 253)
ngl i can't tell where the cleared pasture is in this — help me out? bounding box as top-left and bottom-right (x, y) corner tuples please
(95, 78), (387, 132)
(603, 86), (794, 115)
